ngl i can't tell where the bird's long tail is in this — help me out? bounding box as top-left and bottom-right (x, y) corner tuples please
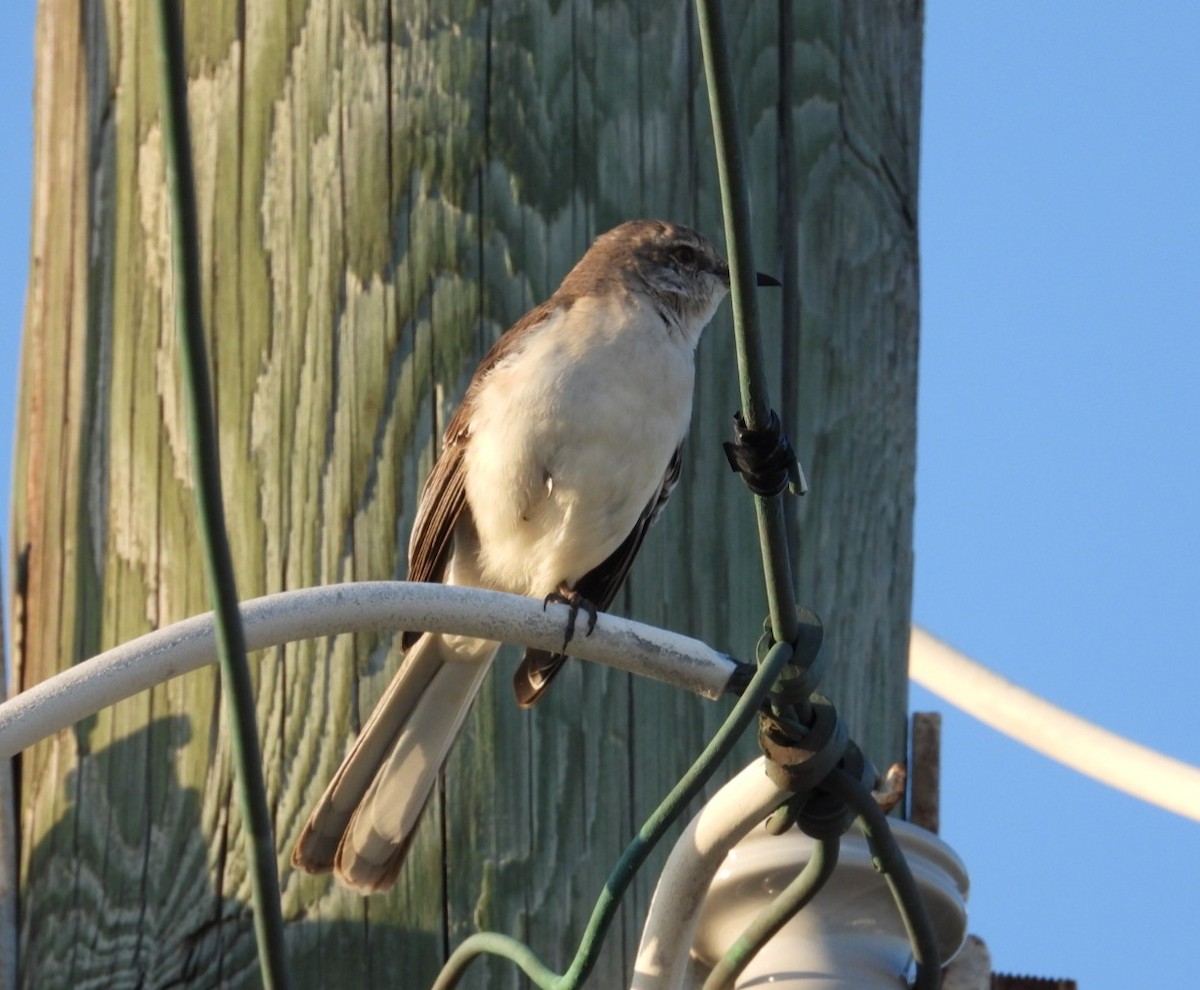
(291, 631), (498, 892)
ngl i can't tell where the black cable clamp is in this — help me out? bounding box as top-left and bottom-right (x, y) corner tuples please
(752, 607), (880, 841)
(760, 696), (847, 795)
(760, 703), (878, 841)
(722, 409), (808, 497)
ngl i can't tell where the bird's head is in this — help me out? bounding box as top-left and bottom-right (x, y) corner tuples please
(615, 220), (732, 335)
(554, 220), (728, 346)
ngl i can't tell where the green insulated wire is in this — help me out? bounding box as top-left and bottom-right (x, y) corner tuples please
(431, 641), (797, 990)
(693, 3), (943, 989)
(152, 3), (292, 988)
(826, 769), (942, 990)
(694, 0), (800, 652)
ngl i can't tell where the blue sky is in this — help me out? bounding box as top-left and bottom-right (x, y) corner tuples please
(916, 3), (1198, 986)
(2, 4), (1196, 988)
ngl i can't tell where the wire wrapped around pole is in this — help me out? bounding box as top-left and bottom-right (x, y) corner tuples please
(151, 3), (291, 986)
(692, 5), (946, 988)
(694, 0), (801, 651)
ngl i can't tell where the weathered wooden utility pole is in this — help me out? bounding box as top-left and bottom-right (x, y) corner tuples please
(10, 2), (921, 987)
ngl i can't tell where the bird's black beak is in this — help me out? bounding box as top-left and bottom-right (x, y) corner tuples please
(755, 272), (782, 287)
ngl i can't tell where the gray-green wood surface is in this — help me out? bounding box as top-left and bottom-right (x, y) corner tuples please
(10, 1), (922, 986)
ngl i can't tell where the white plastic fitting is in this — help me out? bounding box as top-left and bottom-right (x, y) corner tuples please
(632, 758), (969, 990)
(691, 819), (968, 989)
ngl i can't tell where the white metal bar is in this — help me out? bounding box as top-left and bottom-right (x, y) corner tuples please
(0, 582), (739, 759)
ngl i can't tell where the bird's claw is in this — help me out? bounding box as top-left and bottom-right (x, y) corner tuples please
(542, 584), (598, 653)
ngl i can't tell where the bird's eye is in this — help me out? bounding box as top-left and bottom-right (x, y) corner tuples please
(672, 245), (698, 267)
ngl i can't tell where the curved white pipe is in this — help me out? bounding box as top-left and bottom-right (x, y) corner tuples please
(0, 582), (738, 759)
(632, 759), (789, 989)
(910, 625), (1200, 823)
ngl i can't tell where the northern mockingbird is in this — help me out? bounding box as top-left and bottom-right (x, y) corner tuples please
(292, 219), (773, 892)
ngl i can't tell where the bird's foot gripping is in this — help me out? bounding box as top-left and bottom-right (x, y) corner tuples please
(542, 582), (598, 653)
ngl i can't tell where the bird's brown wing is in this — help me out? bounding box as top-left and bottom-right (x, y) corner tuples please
(513, 445), (684, 707)
(403, 301), (560, 650)
(400, 429), (466, 650)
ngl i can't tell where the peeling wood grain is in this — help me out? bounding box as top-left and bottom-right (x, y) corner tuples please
(911, 711), (942, 834)
(12, 1), (922, 987)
